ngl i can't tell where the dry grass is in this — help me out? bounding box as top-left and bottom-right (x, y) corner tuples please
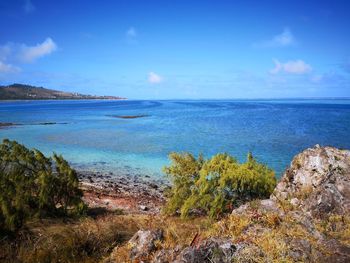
(316, 214), (350, 246)
(2, 203), (349, 263)
(0, 213), (212, 263)
(204, 201), (347, 263)
(109, 215), (212, 262)
(0, 214), (141, 263)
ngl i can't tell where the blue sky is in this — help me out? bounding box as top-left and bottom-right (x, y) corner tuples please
(0, 0), (349, 99)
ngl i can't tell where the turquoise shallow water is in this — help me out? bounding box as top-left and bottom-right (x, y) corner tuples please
(1, 99), (350, 178)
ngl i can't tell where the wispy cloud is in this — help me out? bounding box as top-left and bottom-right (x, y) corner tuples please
(18, 38), (57, 63)
(0, 38), (57, 63)
(23, 0), (35, 13)
(0, 38), (57, 75)
(254, 28), (296, 48)
(270, 59), (312, 74)
(125, 27), (138, 44)
(148, 72), (162, 84)
(0, 61), (20, 73)
(0, 45), (12, 61)
(126, 27), (137, 38)
(310, 74), (323, 83)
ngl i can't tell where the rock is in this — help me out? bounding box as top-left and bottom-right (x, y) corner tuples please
(140, 205), (148, 211)
(290, 197), (300, 207)
(129, 229), (163, 260)
(232, 199), (283, 217)
(149, 183), (159, 189)
(272, 145), (350, 218)
(288, 238), (313, 261)
(232, 242), (265, 262)
(151, 238), (236, 263)
(106, 145), (350, 262)
(288, 211), (324, 239)
(152, 246), (182, 263)
(321, 239), (350, 263)
(172, 238), (236, 263)
(0, 122), (15, 128)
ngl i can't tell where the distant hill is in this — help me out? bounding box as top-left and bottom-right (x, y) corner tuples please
(0, 83), (125, 100)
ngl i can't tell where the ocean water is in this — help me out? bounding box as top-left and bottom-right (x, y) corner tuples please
(1, 99), (350, 179)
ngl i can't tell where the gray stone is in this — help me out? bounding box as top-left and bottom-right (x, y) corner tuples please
(290, 197), (300, 207)
(173, 238), (236, 263)
(140, 205), (148, 211)
(129, 229), (163, 260)
(272, 145), (350, 218)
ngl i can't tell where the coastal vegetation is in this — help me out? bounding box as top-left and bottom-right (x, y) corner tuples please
(163, 152), (276, 218)
(0, 83), (124, 100)
(0, 139), (85, 232)
(0, 141), (349, 262)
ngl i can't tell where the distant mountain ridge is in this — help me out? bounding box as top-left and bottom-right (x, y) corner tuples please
(0, 83), (125, 100)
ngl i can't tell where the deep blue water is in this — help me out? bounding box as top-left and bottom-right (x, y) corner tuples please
(1, 99), (350, 178)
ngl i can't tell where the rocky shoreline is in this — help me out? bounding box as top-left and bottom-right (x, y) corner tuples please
(78, 171), (168, 214)
(104, 145), (350, 262)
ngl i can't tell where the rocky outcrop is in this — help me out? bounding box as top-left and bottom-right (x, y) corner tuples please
(173, 238), (235, 263)
(232, 198), (282, 216)
(106, 145), (350, 263)
(272, 145), (350, 218)
(152, 238), (236, 263)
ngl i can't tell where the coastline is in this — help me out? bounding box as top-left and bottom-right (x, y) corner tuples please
(78, 170), (167, 214)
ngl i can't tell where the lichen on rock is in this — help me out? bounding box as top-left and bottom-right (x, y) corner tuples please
(272, 145), (350, 218)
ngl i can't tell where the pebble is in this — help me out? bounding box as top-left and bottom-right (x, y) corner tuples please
(139, 205), (148, 211)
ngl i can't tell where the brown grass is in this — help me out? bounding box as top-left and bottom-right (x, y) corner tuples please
(0, 213), (212, 263)
(109, 215), (212, 262)
(2, 203), (349, 263)
(0, 214), (140, 263)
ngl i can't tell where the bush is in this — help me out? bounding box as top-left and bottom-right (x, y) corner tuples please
(0, 139), (86, 232)
(163, 152), (276, 218)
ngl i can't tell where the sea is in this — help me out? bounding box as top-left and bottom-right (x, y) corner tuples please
(1, 99), (350, 179)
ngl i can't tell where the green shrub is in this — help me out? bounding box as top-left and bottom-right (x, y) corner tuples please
(0, 139), (86, 232)
(163, 152), (276, 218)
(162, 152), (204, 215)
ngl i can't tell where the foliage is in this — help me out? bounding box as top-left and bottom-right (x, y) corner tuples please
(0, 139), (86, 232)
(163, 152), (276, 218)
(162, 152), (204, 215)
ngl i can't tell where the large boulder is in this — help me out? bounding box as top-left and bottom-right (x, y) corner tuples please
(272, 145), (350, 218)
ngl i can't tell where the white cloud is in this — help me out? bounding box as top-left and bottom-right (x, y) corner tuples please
(18, 38), (57, 63)
(255, 28), (296, 48)
(126, 27), (137, 38)
(270, 59), (312, 74)
(148, 72), (162, 84)
(270, 28), (295, 46)
(0, 61), (20, 73)
(0, 45), (12, 61)
(0, 38), (57, 74)
(23, 0), (35, 13)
